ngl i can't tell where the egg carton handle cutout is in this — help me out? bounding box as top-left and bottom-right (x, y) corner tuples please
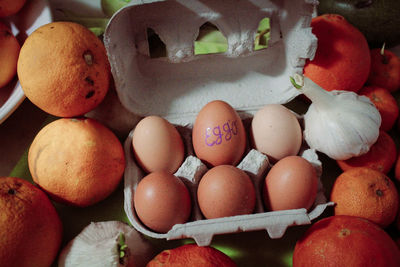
(104, 0), (318, 126)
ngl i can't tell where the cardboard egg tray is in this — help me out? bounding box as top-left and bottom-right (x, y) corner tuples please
(123, 121), (333, 246)
(104, 0), (333, 246)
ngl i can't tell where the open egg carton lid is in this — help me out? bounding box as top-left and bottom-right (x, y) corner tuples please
(104, 0), (319, 126)
(104, 0), (334, 246)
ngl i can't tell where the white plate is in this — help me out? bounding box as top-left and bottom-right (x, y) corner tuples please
(0, 0), (52, 124)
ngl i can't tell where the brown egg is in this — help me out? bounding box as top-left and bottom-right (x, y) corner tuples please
(251, 104), (302, 162)
(192, 100), (246, 167)
(132, 116), (184, 174)
(197, 165), (256, 219)
(133, 171), (192, 233)
(263, 156), (318, 211)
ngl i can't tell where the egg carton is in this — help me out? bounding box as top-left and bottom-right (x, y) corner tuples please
(104, 0), (319, 124)
(123, 121), (333, 246)
(104, 0), (333, 246)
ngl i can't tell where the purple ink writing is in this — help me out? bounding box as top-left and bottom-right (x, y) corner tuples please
(205, 120), (239, 147)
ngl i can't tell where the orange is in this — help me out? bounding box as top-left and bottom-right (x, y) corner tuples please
(28, 117), (125, 207)
(359, 85), (399, 131)
(0, 21), (20, 88)
(293, 215), (400, 267)
(0, 0), (26, 17)
(0, 177), (63, 267)
(394, 153), (400, 183)
(330, 167), (399, 228)
(147, 244), (237, 267)
(17, 21), (110, 117)
(367, 47), (400, 92)
(303, 14), (370, 93)
(336, 130), (397, 174)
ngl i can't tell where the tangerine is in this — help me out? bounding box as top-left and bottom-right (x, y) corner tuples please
(367, 47), (400, 92)
(0, 0), (26, 17)
(17, 21), (110, 117)
(0, 21), (20, 88)
(336, 130), (397, 174)
(358, 85), (399, 131)
(330, 167), (399, 228)
(303, 14), (370, 93)
(147, 244), (237, 267)
(293, 215), (400, 267)
(28, 117), (125, 207)
(0, 177), (63, 267)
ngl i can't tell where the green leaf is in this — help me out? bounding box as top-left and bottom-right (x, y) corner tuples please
(254, 18), (270, 50)
(194, 26), (228, 55)
(101, 0), (132, 17)
(56, 8), (109, 37)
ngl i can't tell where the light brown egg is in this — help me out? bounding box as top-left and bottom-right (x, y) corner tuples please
(192, 100), (246, 167)
(132, 115), (184, 174)
(263, 156), (318, 211)
(133, 171), (192, 233)
(251, 104), (302, 162)
(197, 165), (256, 219)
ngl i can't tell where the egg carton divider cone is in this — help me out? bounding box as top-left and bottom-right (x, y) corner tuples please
(106, 0), (334, 246)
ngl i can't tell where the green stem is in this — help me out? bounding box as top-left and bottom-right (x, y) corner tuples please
(118, 232), (128, 264)
(290, 74), (333, 107)
(380, 43), (389, 64)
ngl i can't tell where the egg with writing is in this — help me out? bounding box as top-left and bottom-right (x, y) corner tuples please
(132, 115), (184, 174)
(263, 156), (318, 211)
(192, 100), (246, 167)
(134, 171), (192, 233)
(197, 165), (256, 219)
(251, 104), (302, 162)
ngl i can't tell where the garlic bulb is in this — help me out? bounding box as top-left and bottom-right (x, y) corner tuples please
(291, 74), (381, 161)
(58, 221), (155, 267)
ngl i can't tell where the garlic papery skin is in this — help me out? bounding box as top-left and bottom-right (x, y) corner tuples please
(292, 74), (381, 161)
(58, 221), (155, 267)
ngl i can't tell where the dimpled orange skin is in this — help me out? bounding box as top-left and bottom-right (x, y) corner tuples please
(330, 167), (399, 228)
(303, 14), (370, 93)
(293, 215), (400, 267)
(0, 21), (20, 88)
(0, 177), (63, 267)
(147, 244), (237, 267)
(358, 86), (399, 131)
(28, 117), (125, 207)
(17, 22), (110, 117)
(337, 131), (397, 175)
(0, 0), (26, 17)
(192, 100), (246, 167)
(368, 48), (400, 92)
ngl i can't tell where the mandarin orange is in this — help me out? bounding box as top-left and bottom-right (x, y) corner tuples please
(28, 117), (125, 207)
(0, 177), (63, 267)
(359, 86), (399, 131)
(17, 22), (110, 117)
(367, 47), (400, 92)
(336, 131), (397, 174)
(293, 215), (400, 267)
(330, 167), (399, 228)
(303, 14), (370, 93)
(0, 0), (26, 17)
(0, 21), (20, 88)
